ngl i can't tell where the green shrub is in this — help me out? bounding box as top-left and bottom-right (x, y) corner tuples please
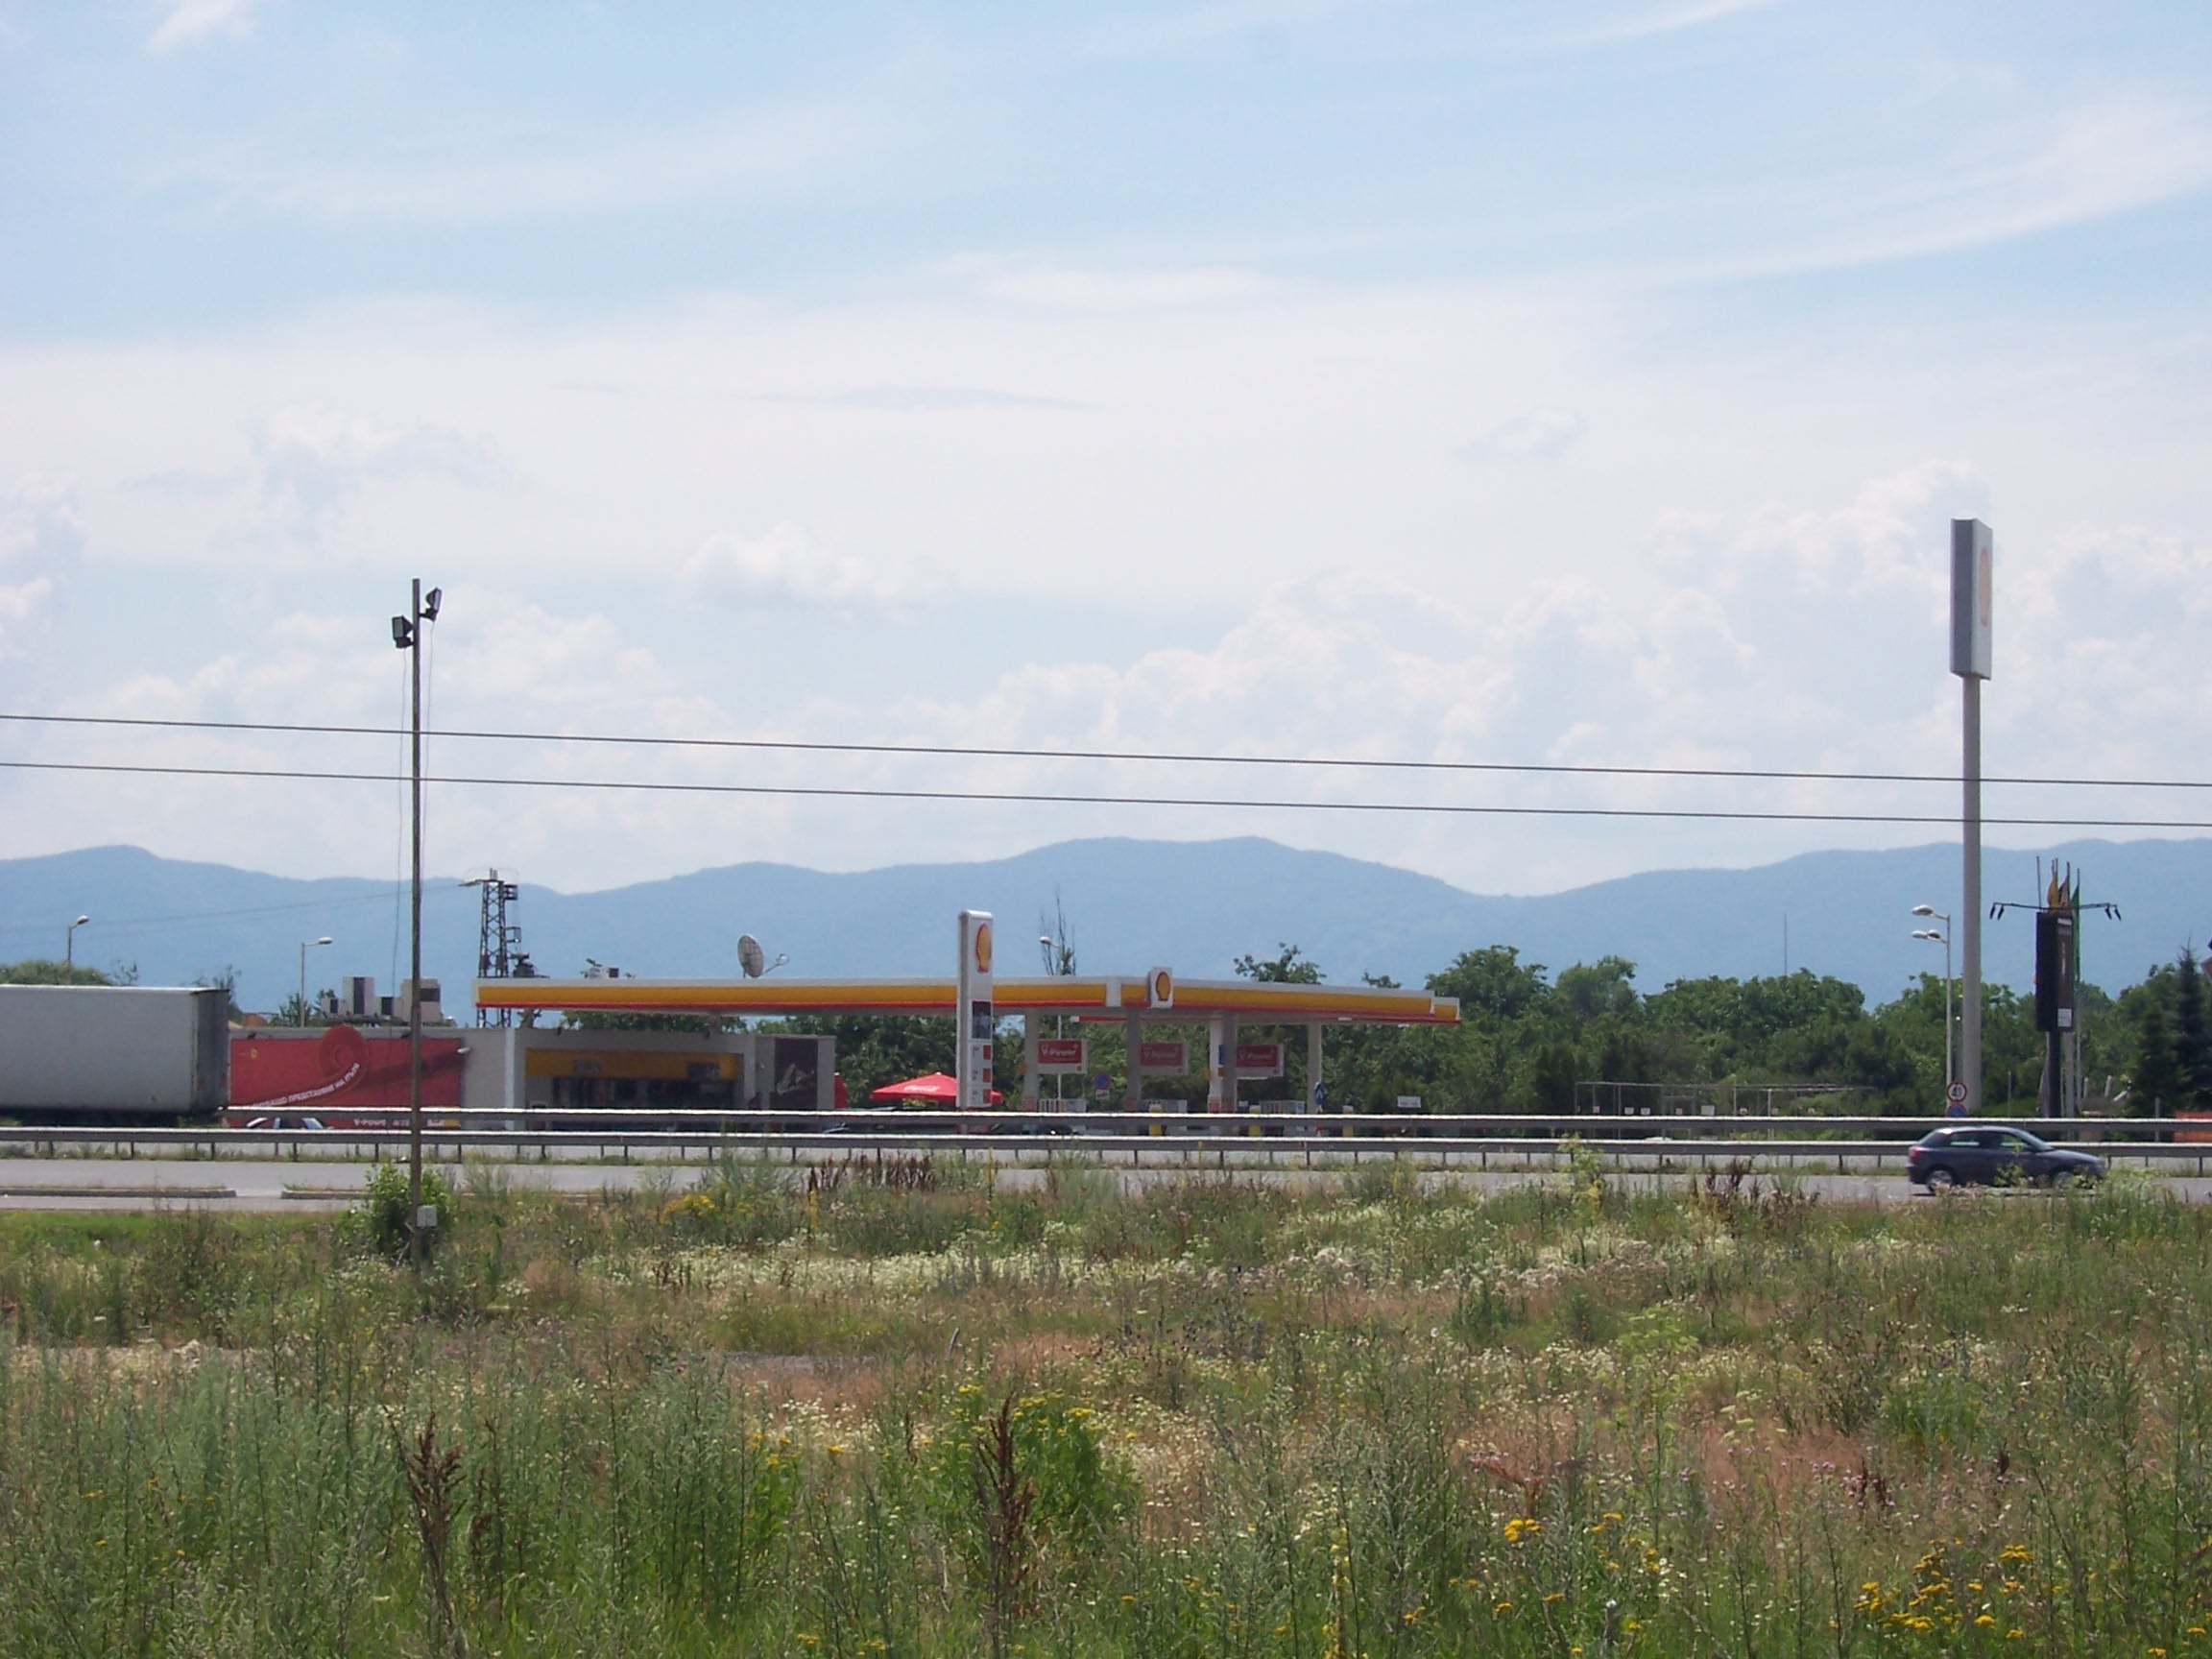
(355, 1161), (455, 1260)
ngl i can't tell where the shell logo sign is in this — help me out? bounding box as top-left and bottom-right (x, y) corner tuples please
(1148, 966), (1174, 1008)
(974, 920), (994, 974)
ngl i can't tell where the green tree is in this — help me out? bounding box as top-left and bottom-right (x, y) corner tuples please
(1555, 956), (1639, 1022)
(2175, 948), (2212, 1111)
(1528, 1037), (1579, 1112)
(2133, 990), (2181, 1116)
(1232, 944), (1324, 984)
(0, 958), (112, 986)
(1427, 946), (1551, 1022)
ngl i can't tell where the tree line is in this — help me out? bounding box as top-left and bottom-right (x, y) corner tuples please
(14, 940), (2212, 1117)
(775, 940), (2212, 1117)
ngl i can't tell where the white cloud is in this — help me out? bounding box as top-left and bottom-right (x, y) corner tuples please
(950, 256), (1285, 311)
(775, 386), (1091, 413)
(1560, 0), (1782, 47)
(0, 476), (84, 573)
(250, 407), (499, 534)
(1462, 405), (1586, 463)
(0, 578), (54, 660)
(0, 478), (81, 658)
(151, 96), (877, 224)
(1080, 0), (1406, 60)
(0, 274), (2204, 895)
(9, 460), (2210, 896)
(680, 525), (939, 610)
(148, 0), (268, 54)
(1657, 91), (2212, 282)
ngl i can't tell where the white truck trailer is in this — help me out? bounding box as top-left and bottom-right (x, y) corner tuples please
(0, 985), (230, 1120)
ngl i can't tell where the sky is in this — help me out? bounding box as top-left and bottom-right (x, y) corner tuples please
(2, 0), (2210, 905)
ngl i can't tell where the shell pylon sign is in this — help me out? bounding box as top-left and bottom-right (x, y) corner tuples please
(957, 910), (994, 1110)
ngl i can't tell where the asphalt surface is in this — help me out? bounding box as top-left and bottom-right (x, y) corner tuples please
(5, 1154), (2212, 1211)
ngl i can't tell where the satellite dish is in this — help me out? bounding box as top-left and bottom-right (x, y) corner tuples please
(738, 934), (766, 978)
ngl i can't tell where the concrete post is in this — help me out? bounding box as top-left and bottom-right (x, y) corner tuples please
(1961, 674), (1983, 1113)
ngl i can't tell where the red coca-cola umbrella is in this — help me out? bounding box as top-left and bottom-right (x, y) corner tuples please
(868, 1071), (1002, 1106)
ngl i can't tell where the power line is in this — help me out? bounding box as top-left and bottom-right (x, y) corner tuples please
(0, 885), (469, 941)
(8, 756), (2212, 830)
(3, 709), (2207, 793)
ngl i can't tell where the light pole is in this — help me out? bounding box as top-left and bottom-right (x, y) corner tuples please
(64, 914), (89, 972)
(392, 580), (442, 1265)
(298, 936), (333, 1026)
(1911, 905), (1954, 1096)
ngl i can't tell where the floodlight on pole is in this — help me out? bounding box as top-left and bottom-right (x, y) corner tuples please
(65, 914), (89, 971)
(299, 936), (333, 1026)
(1911, 906), (1956, 1096)
(392, 578), (441, 1267)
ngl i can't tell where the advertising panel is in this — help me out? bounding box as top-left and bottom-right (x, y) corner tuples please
(770, 1037), (822, 1112)
(1951, 517), (1993, 680)
(1235, 1042), (1285, 1078)
(1035, 1037), (1087, 1073)
(228, 1025), (464, 1119)
(1136, 1039), (1189, 1076)
(2035, 910), (2076, 1033)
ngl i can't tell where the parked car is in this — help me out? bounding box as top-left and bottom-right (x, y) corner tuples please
(1907, 1125), (2104, 1190)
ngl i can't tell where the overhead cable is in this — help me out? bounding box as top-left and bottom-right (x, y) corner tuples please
(2, 709), (2206, 793)
(7, 757), (2212, 830)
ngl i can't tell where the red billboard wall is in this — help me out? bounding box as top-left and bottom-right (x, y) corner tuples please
(230, 1025), (464, 1117)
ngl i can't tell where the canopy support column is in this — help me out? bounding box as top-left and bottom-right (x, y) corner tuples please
(1021, 1013), (1040, 1112)
(1308, 1022), (1324, 1115)
(1209, 1015), (1237, 1117)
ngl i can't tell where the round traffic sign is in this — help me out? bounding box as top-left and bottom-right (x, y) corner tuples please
(1946, 1081), (1968, 1105)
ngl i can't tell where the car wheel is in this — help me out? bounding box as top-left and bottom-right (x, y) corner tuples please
(1924, 1166), (1958, 1191)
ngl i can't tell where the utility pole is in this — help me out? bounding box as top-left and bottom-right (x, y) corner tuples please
(1952, 520), (1992, 1114)
(392, 580), (441, 1265)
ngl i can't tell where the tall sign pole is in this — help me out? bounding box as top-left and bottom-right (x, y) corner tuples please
(1951, 520), (1993, 1114)
(956, 910), (995, 1111)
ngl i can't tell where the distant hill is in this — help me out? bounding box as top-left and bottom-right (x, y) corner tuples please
(4, 836), (2209, 1017)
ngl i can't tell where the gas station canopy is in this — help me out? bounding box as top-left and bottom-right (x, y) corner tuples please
(474, 974), (1460, 1026)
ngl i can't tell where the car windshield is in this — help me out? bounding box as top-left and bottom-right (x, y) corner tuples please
(2007, 1128), (2051, 1152)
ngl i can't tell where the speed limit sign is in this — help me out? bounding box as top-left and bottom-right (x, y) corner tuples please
(1946, 1080), (1969, 1115)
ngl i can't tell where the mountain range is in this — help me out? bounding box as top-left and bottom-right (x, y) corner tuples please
(3, 836), (2208, 1018)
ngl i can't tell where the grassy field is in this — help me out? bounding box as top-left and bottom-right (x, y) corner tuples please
(3, 1151), (2210, 1657)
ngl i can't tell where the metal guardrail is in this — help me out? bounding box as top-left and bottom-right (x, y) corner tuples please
(127, 1108), (2212, 1136)
(4, 1115), (2211, 1171)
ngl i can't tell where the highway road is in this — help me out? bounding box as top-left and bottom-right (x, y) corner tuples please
(5, 1154), (2212, 1211)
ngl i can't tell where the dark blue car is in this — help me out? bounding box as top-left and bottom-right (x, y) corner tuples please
(1907, 1125), (2104, 1191)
